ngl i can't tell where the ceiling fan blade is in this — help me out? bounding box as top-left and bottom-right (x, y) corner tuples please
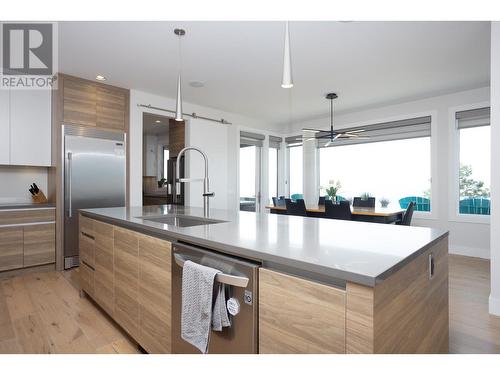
(302, 128), (322, 133)
(345, 129), (366, 133)
(325, 140), (332, 147)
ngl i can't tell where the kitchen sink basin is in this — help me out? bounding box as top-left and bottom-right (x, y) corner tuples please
(136, 214), (227, 228)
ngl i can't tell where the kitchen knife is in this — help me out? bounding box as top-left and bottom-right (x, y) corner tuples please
(33, 183), (39, 193)
(29, 187), (35, 196)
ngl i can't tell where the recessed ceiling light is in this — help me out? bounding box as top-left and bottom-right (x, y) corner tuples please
(95, 75), (106, 81)
(155, 120), (161, 124)
(189, 81), (204, 88)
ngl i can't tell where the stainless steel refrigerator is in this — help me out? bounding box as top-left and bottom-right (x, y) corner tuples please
(63, 125), (126, 269)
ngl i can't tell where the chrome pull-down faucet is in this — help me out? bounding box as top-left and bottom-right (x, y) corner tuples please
(175, 147), (214, 216)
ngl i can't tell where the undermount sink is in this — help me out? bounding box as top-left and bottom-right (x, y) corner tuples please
(136, 214), (227, 228)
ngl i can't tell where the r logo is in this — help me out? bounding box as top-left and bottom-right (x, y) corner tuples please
(2, 23), (53, 75)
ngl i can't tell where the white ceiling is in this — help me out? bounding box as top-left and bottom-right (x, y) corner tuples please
(59, 21), (490, 127)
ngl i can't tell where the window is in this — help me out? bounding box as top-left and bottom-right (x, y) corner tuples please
(456, 108), (490, 216)
(319, 116), (432, 211)
(240, 131), (263, 212)
(268, 136), (281, 203)
(288, 145), (303, 197)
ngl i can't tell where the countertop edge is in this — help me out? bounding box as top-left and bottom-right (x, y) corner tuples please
(80, 210), (449, 287)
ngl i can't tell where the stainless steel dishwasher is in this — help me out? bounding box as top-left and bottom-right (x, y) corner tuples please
(171, 242), (260, 354)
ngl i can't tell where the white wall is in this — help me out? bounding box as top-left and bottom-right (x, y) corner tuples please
(0, 166), (48, 204)
(129, 89), (278, 209)
(490, 22), (500, 316)
(287, 87), (491, 259)
(185, 118), (230, 210)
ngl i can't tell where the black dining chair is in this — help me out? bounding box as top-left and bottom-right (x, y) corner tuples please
(285, 198), (307, 216)
(353, 197), (376, 208)
(272, 197), (286, 207)
(318, 196), (328, 206)
(398, 201), (415, 226)
(324, 200), (352, 220)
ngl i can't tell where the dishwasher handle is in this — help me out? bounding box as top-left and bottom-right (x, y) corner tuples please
(174, 253), (249, 288)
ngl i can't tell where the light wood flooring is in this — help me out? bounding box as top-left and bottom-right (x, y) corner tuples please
(0, 269), (139, 353)
(0, 255), (499, 353)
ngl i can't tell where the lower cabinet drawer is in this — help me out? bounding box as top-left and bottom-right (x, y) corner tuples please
(80, 261), (95, 297)
(0, 227), (24, 271)
(259, 268), (346, 354)
(23, 223), (55, 267)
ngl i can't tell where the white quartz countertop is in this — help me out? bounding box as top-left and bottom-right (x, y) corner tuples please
(80, 205), (448, 286)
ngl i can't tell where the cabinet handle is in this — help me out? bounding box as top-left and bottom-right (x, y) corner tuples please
(81, 231), (95, 240)
(428, 253), (435, 280)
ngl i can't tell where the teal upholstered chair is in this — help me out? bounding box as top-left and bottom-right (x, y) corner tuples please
(459, 198), (490, 215)
(290, 194), (303, 201)
(399, 196), (431, 212)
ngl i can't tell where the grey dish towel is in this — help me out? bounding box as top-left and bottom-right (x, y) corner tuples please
(181, 260), (231, 353)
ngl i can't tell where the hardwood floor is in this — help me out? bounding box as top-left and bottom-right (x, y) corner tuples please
(0, 268), (139, 354)
(0, 254), (499, 353)
(449, 255), (500, 353)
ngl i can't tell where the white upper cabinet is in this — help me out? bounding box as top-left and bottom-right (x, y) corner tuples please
(0, 90), (9, 165)
(9, 89), (51, 166)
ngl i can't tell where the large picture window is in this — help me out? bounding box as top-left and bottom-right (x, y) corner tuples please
(456, 108), (490, 216)
(319, 116), (432, 212)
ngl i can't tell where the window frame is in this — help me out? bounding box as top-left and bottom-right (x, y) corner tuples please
(268, 145), (279, 203)
(449, 103), (491, 224)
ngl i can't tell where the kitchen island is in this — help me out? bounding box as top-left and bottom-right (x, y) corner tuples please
(78, 205), (449, 354)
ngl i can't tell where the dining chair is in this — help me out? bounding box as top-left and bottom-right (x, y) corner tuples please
(318, 196), (330, 206)
(352, 197), (376, 208)
(285, 198), (307, 216)
(324, 200), (352, 220)
(290, 193), (304, 201)
(272, 197), (286, 207)
(398, 201), (415, 226)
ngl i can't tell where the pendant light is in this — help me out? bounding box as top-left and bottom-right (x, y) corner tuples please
(281, 21), (293, 88)
(174, 28), (185, 121)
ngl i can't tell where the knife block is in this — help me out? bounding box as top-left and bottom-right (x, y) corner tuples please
(32, 190), (48, 204)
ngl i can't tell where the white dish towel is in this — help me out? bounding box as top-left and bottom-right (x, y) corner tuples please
(181, 260), (231, 353)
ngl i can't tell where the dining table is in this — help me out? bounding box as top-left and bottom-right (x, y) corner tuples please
(264, 204), (405, 224)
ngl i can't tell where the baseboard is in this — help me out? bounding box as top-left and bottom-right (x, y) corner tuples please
(0, 263), (55, 280)
(449, 245), (490, 259)
(489, 295), (500, 316)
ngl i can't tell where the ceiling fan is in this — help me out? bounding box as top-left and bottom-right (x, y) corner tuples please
(301, 93), (369, 146)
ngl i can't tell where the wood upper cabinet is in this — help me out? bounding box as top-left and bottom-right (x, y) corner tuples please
(93, 220), (114, 316)
(61, 74), (128, 131)
(97, 86), (127, 130)
(113, 226), (140, 338)
(259, 268), (346, 354)
(23, 223), (55, 267)
(0, 227), (24, 272)
(138, 234), (172, 353)
(63, 76), (97, 127)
